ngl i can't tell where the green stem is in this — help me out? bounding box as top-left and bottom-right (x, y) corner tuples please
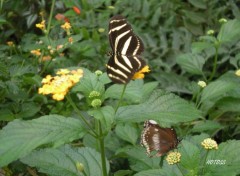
(208, 45), (219, 81)
(66, 95), (98, 137)
(114, 84), (127, 113)
(98, 121), (108, 176)
(46, 0), (56, 35)
(200, 150), (209, 176)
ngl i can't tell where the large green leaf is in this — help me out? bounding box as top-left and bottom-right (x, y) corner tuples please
(0, 115), (86, 167)
(134, 169), (168, 176)
(176, 53), (205, 75)
(116, 89), (202, 123)
(21, 145), (110, 176)
(217, 19), (240, 44)
(115, 123), (138, 145)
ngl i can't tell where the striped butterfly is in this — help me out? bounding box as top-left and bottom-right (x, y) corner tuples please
(106, 15), (146, 84)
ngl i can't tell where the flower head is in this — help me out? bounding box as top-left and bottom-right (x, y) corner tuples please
(95, 70), (103, 76)
(36, 20), (46, 31)
(68, 37), (73, 44)
(219, 18), (227, 24)
(166, 152), (181, 165)
(235, 69), (240, 77)
(201, 138), (218, 150)
(132, 65), (150, 80)
(31, 49), (41, 56)
(89, 91), (101, 98)
(98, 28), (105, 33)
(7, 41), (14, 47)
(207, 30), (214, 35)
(91, 99), (102, 108)
(76, 162), (84, 172)
(61, 22), (72, 35)
(198, 80), (207, 88)
(73, 6), (81, 15)
(38, 69), (84, 101)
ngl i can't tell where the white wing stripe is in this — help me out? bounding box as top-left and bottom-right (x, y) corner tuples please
(108, 24), (127, 34)
(121, 36), (131, 55)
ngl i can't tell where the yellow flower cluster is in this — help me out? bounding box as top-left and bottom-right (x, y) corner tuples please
(235, 69), (240, 77)
(166, 152), (181, 165)
(7, 41), (14, 47)
(132, 65), (150, 80)
(61, 22), (71, 30)
(198, 80), (207, 88)
(36, 20), (46, 30)
(38, 69), (84, 101)
(31, 49), (41, 56)
(201, 138), (218, 150)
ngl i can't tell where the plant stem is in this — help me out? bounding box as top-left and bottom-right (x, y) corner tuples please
(200, 150), (209, 176)
(66, 95), (98, 137)
(98, 121), (108, 176)
(177, 163), (184, 176)
(46, 0), (56, 35)
(208, 45), (219, 81)
(114, 84), (127, 113)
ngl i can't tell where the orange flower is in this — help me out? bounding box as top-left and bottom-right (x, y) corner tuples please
(73, 6), (81, 15)
(55, 13), (69, 23)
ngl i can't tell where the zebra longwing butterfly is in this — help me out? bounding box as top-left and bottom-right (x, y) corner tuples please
(107, 15), (146, 84)
(141, 120), (179, 157)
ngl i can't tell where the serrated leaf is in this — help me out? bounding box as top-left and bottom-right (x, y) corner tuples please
(115, 123), (138, 145)
(204, 140), (240, 176)
(134, 169), (168, 176)
(105, 80), (144, 103)
(179, 140), (200, 171)
(117, 146), (160, 172)
(88, 106), (114, 133)
(217, 19), (240, 44)
(188, 0), (206, 9)
(191, 42), (214, 53)
(200, 80), (237, 103)
(0, 115), (86, 167)
(176, 53), (205, 75)
(21, 145), (110, 176)
(116, 89), (202, 124)
(191, 120), (223, 133)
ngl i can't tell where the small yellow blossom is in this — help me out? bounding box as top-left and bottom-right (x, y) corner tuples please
(7, 41), (14, 47)
(207, 30), (214, 35)
(132, 65), (150, 80)
(219, 18), (227, 23)
(31, 49), (41, 56)
(76, 162), (84, 172)
(38, 69), (84, 101)
(89, 91), (101, 98)
(56, 45), (64, 50)
(198, 80), (207, 88)
(235, 69), (240, 77)
(166, 152), (181, 165)
(42, 55), (52, 61)
(98, 28), (105, 33)
(91, 99), (102, 108)
(61, 22), (72, 30)
(201, 138), (218, 150)
(68, 37), (73, 44)
(36, 20), (46, 30)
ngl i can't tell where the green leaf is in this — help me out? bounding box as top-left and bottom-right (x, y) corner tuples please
(135, 169), (168, 176)
(176, 53), (205, 75)
(16, 102), (41, 119)
(179, 140), (200, 172)
(204, 140), (240, 176)
(21, 145), (110, 176)
(142, 82), (158, 101)
(88, 106), (114, 133)
(117, 146), (160, 172)
(191, 120), (223, 133)
(188, 0), (206, 9)
(217, 19), (240, 44)
(191, 42), (214, 53)
(72, 68), (104, 96)
(105, 80), (144, 103)
(0, 115), (86, 167)
(200, 80), (237, 103)
(115, 123), (138, 145)
(0, 109), (15, 121)
(116, 89), (202, 124)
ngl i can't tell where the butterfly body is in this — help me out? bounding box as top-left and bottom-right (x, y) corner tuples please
(141, 120), (179, 157)
(107, 15), (146, 84)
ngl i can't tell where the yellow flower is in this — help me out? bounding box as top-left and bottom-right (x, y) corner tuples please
(42, 55), (52, 61)
(132, 65), (150, 80)
(38, 69), (84, 101)
(61, 22), (72, 30)
(36, 20), (46, 30)
(31, 49), (41, 56)
(7, 41), (14, 47)
(68, 37), (73, 44)
(201, 138), (218, 150)
(166, 152), (181, 165)
(235, 69), (240, 77)
(198, 80), (207, 88)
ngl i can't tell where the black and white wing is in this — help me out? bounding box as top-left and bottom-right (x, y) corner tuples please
(107, 15), (146, 84)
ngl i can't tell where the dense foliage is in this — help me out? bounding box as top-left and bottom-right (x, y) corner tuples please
(0, 0), (240, 175)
